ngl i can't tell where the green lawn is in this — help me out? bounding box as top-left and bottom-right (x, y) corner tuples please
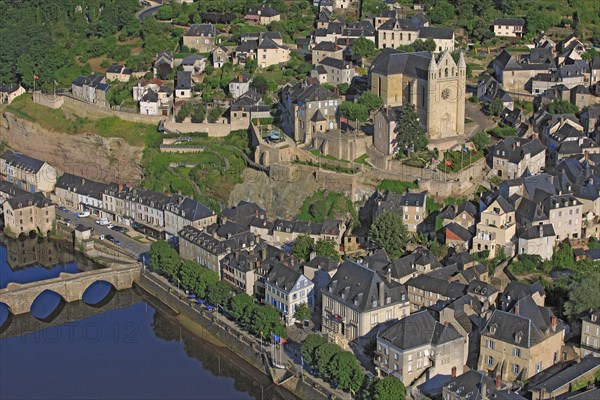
(6, 95), (158, 147)
(377, 179), (418, 193)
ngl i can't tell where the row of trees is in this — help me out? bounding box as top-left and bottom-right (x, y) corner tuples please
(149, 240), (287, 338)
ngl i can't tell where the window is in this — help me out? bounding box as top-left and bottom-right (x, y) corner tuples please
(513, 348), (521, 357)
(513, 364), (520, 375)
(487, 355), (494, 367)
(487, 340), (495, 350)
(536, 362), (543, 373)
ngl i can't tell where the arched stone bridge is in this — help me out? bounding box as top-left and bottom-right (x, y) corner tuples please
(0, 262), (140, 315)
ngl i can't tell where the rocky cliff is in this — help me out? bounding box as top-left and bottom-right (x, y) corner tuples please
(0, 112), (144, 184)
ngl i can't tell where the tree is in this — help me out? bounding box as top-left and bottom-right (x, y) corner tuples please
(301, 334), (327, 365)
(229, 292), (255, 321)
(362, 0), (386, 16)
(352, 37), (376, 59)
(149, 240), (180, 281)
(208, 106), (224, 122)
(191, 105), (205, 123)
(339, 101), (370, 123)
(293, 234), (314, 261)
(250, 305), (286, 338)
(315, 342), (342, 378)
(471, 131), (491, 152)
(328, 351), (364, 392)
(394, 105), (428, 152)
(337, 83), (350, 94)
(315, 239), (340, 261)
(564, 274), (600, 318)
(293, 303), (312, 322)
(369, 212), (408, 259)
(358, 92), (384, 113)
(373, 376), (406, 400)
(245, 58), (257, 74)
(180, 260), (204, 294)
(156, 6), (176, 20)
(487, 98), (504, 116)
(547, 100), (579, 114)
(196, 267), (219, 298)
(206, 280), (232, 307)
(428, 0), (455, 25)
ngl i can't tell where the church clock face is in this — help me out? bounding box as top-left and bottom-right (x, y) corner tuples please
(441, 88), (451, 100)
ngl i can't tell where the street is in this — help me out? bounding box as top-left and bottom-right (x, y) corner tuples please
(55, 208), (151, 258)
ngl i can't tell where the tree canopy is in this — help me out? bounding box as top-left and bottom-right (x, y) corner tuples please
(301, 334), (327, 365)
(369, 212), (409, 259)
(394, 105), (428, 153)
(293, 234), (314, 261)
(373, 377), (407, 400)
(547, 100), (579, 115)
(564, 274), (600, 318)
(339, 102), (370, 123)
(352, 37), (376, 59)
(149, 240), (180, 281)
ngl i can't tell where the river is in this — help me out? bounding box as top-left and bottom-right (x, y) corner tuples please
(0, 238), (292, 400)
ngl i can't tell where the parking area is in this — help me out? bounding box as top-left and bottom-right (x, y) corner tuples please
(55, 206), (151, 258)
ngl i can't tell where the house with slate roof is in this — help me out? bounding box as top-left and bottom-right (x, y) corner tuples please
(0, 83), (25, 104)
(473, 193), (516, 259)
(321, 260), (410, 340)
(71, 74), (111, 107)
(311, 41), (344, 64)
(517, 224), (556, 260)
(493, 18), (525, 38)
(313, 57), (355, 85)
(3, 192), (55, 237)
(164, 195), (216, 238)
(105, 64), (133, 82)
(265, 262), (314, 325)
(0, 151), (57, 194)
(419, 27), (455, 53)
(443, 369), (526, 400)
(581, 308), (600, 357)
(493, 137), (547, 179)
(179, 225), (257, 278)
(375, 310), (467, 387)
(229, 90), (271, 124)
(370, 49), (466, 139)
(0, 180), (29, 205)
(405, 274), (468, 311)
(175, 71), (192, 99)
(528, 356), (600, 400)
(280, 81), (341, 143)
(374, 189), (427, 232)
(478, 295), (565, 382)
(372, 247), (442, 285)
(183, 24), (218, 53)
(445, 222), (473, 252)
(244, 6), (280, 25)
(54, 173), (108, 214)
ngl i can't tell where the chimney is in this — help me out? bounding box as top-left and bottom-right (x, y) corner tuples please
(118, 183), (123, 192)
(496, 376), (501, 389)
(386, 268), (391, 283)
(512, 142), (517, 151)
(514, 304), (519, 315)
(255, 209), (259, 217)
(551, 316), (557, 331)
(378, 281), (385, 306)
(539, 226), (544, 238)
(444, 320), (449, 327)
(585, 150), (589, 162)
(451, 366), (457, 378)
(262, 248), (267, 261)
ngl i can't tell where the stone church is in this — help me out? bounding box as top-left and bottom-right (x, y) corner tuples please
(369, 49), (466, 140)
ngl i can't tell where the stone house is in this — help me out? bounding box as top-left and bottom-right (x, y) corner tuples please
(71, 74), (111, 106)
(316, 57), (355, 86)
(257, 36), (290, 68)
(473, 194), (516, 258)
(491, 49), (554, 93)
(181, 54), (207, 75)
(493, 18), (525, 38)
(492, 137), (547, 179)
(311, 41), (344, 64)
(105, 64), (132, 82)
(437, 201), (478, 231)
(179, 225), (257, 278)
(543, 194), (582, 240)
(153, 51), (174, 77)
(373, 190), (427, 233)
(0, 180), (29, 205)
(163, 195), (216, 238)
(280, 81), (341, 144)
(528, 356), (600, 400)
(373, 247), (442, 285)
(244, 6), (280, 25)
(228, 73), (252, 99)
(212, 46), (229, 68)
(229, 90), (271, 124)
(418, 27), (455, 53)
(375, 311), (467, 386)
(3, 192), (55, 237)
(445, 222), (473, 252)
(405, 274), (468, 312)
(321, 260), (410, 341)
(369, 49), (466, 139)
(443, 370), (526, 400)
(175, 71), (192, 99)
(0, 151), (57, 194)
(53, 173), (107, 215)
(517, 224), (556, 260)
(264, 262), (314, 325)
(377, 18), (419, 49)
(478, 295), (565, 382)
(581, 308), (600, 357)
(183, 24), (217, 53)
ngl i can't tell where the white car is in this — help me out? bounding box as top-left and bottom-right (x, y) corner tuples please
(96, 218), (110, 226)
(106, 223), (114, 229)
(78, 211), (90, 218)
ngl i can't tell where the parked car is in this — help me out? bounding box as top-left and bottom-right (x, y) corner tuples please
(77, 211), (90, 218)
(106, 223), (114, 229)
(96, 218), (110, 226)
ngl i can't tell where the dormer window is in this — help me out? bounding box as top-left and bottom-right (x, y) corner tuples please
(489, 324), (497, 335)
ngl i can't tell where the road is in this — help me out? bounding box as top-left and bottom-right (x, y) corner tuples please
(55, 208), (151, 258)
(465, 100), (496, 136)
(137, 1), (161, 22)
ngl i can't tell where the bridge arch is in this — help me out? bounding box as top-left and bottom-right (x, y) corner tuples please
(82, 280), (117, 307)
(30, 289), (66, 322)
(0, 302), (13, 333)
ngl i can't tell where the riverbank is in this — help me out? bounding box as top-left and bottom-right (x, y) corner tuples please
(135, 271), (330, 400)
